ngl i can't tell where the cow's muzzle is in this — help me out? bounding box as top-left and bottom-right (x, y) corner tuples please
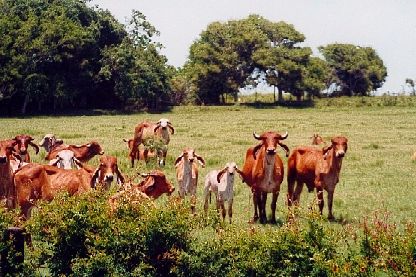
(336, 151), (345, 158)
(266, 148), (276, 154)
(0, 156), (7, 164)
(104, 174), (114, 182)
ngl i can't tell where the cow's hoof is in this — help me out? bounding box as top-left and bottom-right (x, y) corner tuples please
(269, 218), (277, 224)
(328, 215), (335, 221)
(259, 217), (267, 224)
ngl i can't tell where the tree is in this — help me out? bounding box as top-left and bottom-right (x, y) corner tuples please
(182, 14), (329, 104)
(319, 44), (387, 96)
(0, 1), (172, 114)
(184, 15), (269, 104)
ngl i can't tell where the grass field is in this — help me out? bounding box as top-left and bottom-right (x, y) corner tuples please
(2, 96), (416, 228)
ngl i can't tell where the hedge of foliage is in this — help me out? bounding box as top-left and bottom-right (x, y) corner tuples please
(1, 192), (415, 276)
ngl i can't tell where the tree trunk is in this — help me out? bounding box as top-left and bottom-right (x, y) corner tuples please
(277, 87), (283, 103)
(21, 94), (29, 115)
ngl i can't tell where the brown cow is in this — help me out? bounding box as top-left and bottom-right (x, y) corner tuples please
(240, 131), (289, 224)
(311, 134), (325, 145)
(14, 155), (124, 218)
(287, 136), (348, 220)
(108, 170), (175, 212)
(13, 134), (39, 162)
(174, 147), (205, 214)
(91, 155), (125, 190)
(130, 118), (174, 167)
(123, 138), (156, 168)
(0, 139), (18, 208)
(45, 141), (104, 163)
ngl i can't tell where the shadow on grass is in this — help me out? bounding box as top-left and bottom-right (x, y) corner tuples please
(241, 100), (315, 109)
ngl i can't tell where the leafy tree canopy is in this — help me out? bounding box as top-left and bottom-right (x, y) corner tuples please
(319, 43), (387, 96)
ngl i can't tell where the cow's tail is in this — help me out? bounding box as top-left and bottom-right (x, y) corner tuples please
(286, 150), (297, 206)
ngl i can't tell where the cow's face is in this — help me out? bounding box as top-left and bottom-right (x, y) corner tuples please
(88, 141), (104, 156)
(99, 155), (118, 183)
(311, 134), (324, 145)
(331, 136), (348, 158)
(226, 162), (238, 175)
(49, 150), (81, 170)
(140, 170), (175, 198)
(14, 134), (37, 155)
(254, 131), (288, 155)
(0, 140), (17, 164)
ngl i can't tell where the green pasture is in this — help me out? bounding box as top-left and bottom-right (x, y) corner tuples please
(2, 97), (416, 227)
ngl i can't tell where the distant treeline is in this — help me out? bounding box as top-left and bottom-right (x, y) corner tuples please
(0, 0), (388, 115)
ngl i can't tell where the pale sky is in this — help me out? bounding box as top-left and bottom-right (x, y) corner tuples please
(91, 0), (416, 94)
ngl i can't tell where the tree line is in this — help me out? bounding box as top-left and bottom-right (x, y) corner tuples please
(0, 0), (388, 115)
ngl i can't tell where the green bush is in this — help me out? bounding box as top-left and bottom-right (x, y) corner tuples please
(27, 192), (194, 276)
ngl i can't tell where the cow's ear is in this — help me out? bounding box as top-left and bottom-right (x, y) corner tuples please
(278, 142), (290, 157)
(90, 168), (100, 188)
(196, 155), (205, 168)
(174, 154), (183, 166)
(116, 166), (125, 186)
(168, 124), (175, 135)
(73, 157), (83, 169)
(29, 141), (40, 154)
(49, 158), (60, 167)
(252, 143), (263, 159)
(216, 168), (227, 183)
(322, 145), (333, 160)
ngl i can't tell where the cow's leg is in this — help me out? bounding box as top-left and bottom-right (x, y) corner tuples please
(250, 189), (259, 223)
(178, 181), (185, 199)
(203, 188), (210, 215)
(327, 189), (335, 220)
(190, 180), (197, 214)
(270, 191), (279, 224)
(219, 199), (226, 222)
(259, 191), (267, 224)
(143, 149), (149, 164)
(287, 171), (296, 206)
(228, 199), (233, 224)
(292, 182), (304, 205)
(316, 187), (324, 215)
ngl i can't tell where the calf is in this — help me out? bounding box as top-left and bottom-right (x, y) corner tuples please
(38, 134), (64, 153)
(203, 162), (243, 223)
(46, 141), (104, 163)
(311, 134), (325, 145)
(123, 138), (156, 167)
(175, 147), (205, 213)
(287, 136), (348, 220)
(14, 155), (124, 218)
(240, 131), (289, 224)
(13, 134), (39, 162)
(130, 118), (175, 167)
(0, 139), (18, 208)
(48, 150), (83, 169)
(91, 155), (125, 190)
(108, 170), (175, 212)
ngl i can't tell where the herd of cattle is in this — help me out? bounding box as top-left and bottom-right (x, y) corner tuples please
(0, 119), (348, 224)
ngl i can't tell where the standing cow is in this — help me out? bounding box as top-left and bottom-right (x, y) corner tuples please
(287, 136), (348, 220)
(174, 147), (205, 214)
(130, 119), (174, 167)
(240, 131), (289, 224)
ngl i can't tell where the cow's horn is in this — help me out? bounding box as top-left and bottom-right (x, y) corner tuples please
(253, 132), (261, 140)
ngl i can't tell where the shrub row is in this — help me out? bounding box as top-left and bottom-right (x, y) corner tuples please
(1, 193), (415, 276)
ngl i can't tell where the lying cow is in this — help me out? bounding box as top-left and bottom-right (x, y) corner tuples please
(38, 134), (64, 153)
(203, 162), (243, 223)
(45, 141), (104, 163)
(13, 134), (39, 162)
(175, 147), (205, 214)
(14, 155), (124, 218)
(311, 133), (325, 145)
(48, 150), (82, 170)
(108, 170), (175, 212)
(287, 136), (348, 220)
